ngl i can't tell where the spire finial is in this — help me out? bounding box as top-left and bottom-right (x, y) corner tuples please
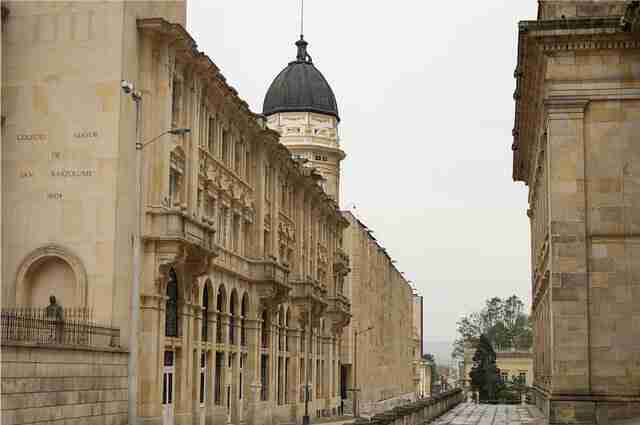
(295, 0), (311, 62)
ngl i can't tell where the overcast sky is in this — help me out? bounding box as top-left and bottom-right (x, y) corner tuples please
(187, 1), (539, 348)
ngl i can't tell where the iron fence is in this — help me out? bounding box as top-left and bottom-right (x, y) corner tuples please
(1, 307), (120, 347)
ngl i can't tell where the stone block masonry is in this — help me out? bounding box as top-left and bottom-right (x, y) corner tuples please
(1, 343), (128, 425)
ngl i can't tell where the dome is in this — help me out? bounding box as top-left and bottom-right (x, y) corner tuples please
(263, 36), (339, 121)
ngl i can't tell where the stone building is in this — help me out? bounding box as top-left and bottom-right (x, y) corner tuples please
(512, 1), (640, 423)
(2, 2), (350, 424)
(1, 1), (422, 425)
(339, 212), (416, 413)
(461, 346), (533, 389)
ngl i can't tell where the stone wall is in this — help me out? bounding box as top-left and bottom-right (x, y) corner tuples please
(537, 0), (626, 19)
(513, 3), (640, 423)
(348, 389), (464, 425)
(342, 211), (415, 404)
(1, 343), (128, 425)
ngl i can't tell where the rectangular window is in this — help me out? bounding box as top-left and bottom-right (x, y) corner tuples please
(300, 359), (305, 402)
(208, 117), (216, 154)
(264, 166), (271, 200)
(285, 358), (290, 404)
(172, 77), (181, 127)
(215, 352), (224, 405)
(239, 354), (245, 400)
(200, 353), (206, 404)
(261, 354), (269, 401)
(233, 214), (240, 252)
(245, 150), (251, 181)
(221, 130), (229, 163)
(519, 371), (527, 385)
(264, 230), (270, 257)
(277, 357), (283, 405)
(169, 170), (179, 206)
(235, 142), (242, 174)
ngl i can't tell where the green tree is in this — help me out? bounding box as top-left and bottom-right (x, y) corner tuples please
(452, 295), (532, 358)
(469, 335), (502, 401)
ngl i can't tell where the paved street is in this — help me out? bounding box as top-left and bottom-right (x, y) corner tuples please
(432, 403), (544, 425)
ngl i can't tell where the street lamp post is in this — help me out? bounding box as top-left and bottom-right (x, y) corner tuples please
(121, 80), (190, 425)
(353, 326), (373, 418)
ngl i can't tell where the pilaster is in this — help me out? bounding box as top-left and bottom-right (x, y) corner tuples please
(545, 98), (590, 398)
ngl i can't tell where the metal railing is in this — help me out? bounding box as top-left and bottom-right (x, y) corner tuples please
(1, 307), (120, 347)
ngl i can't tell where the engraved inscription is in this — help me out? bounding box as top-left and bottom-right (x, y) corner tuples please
(51, 152), (62, 160)
(73, 131), (98, 139)
(50, 169), (95, 177)
(47, 192), (63, 200)
(17, 134), (47, 143)
(19, 170), (33, 178)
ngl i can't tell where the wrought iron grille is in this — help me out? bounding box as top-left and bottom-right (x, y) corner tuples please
(1, 307), (119, 347)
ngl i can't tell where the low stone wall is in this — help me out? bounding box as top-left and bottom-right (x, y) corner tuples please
(349, 389), (464, 425)
(1, 342), (128, 425)
(359, 392), (417, 417)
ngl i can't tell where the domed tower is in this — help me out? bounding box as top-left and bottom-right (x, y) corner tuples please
(263, 36), (345, 204)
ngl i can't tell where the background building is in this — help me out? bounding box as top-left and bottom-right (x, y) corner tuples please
(339, 212), (417, 415)
(512, 1), (640, 423)
(461, 345), (533, 390)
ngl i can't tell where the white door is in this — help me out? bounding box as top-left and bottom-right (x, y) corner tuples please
(162, 351), (175, 425)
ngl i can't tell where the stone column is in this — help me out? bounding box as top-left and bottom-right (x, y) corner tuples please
(139, 291), (165, 420)
(245, 316), (261, 425)
(175, 295), (194, 424)
(287, 326), (301, 420)
(546, 99), (591, 422)
(192, 304), (203, 422)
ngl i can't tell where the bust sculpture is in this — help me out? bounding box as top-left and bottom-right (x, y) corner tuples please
(45, 295), (64, 321)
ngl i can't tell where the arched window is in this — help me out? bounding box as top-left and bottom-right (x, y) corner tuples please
(241, 294), (248, 347)
(202, 284), (210, 341)
(229, 291), (238, 345)
(165, 269), (178, 337)
(216, 286), (226, 343)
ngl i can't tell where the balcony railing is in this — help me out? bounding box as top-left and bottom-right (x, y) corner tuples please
(1, 307), (120, 347)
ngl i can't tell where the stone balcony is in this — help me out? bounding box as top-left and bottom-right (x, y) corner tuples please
(249, 258), (292, 311)
(290, 276), (329, 326)
(325, 293), (351, 333)
(144, 207), (218, 257)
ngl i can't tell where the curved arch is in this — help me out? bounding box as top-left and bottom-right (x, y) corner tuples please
(202, 280), (212, 341)
(15, 244), (88, 307)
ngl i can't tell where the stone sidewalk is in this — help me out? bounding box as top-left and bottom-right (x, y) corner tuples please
(432, 403), (544, 425)
(314, 403), (544, 425)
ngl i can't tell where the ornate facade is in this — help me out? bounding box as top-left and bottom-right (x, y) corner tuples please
(1, 2), (422, 425)
(2, 2), (350, 424)
(512, 1), (640, 423)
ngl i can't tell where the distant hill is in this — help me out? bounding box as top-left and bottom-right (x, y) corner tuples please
(423, 340), (453, 366)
